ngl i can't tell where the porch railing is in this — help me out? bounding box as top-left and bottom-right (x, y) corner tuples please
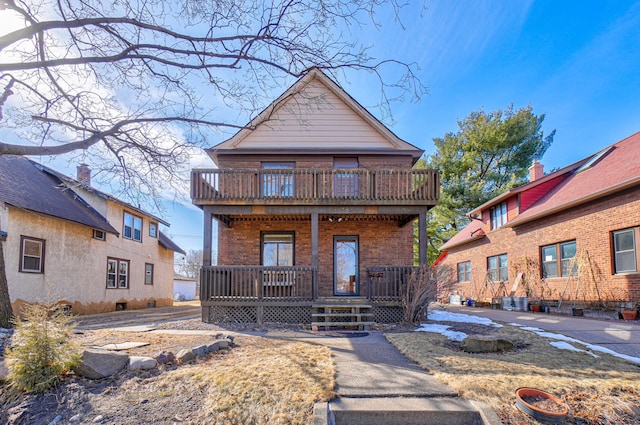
(191, 168), (439, 204)
(366, 266), (418, 301)
(200, 266), (316, 302)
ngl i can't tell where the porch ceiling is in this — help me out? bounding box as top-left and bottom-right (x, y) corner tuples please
(212, 213), (418, 227)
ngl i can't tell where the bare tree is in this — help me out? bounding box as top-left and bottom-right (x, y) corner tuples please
(0, 0), (426, 325)
(175, 249), (204, 280)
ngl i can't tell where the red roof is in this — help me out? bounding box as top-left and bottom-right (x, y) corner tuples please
(440, 130), (640, 250)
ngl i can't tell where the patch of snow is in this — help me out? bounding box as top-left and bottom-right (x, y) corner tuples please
(428, 310), (502, 327)
(416, 323), (467, 342)
(550, 341), (599, 358)
(583, 344), (640, 364)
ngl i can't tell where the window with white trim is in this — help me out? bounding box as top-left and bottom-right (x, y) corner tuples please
(541, 240), (577, 278)
(123, 212), (142, 242)
(149, 222), (157, 238)
(20, 236), (45, 273)
(145, 263), (154, 285)
(613, 227), (639, 273)
(490, 202), (507, 229)
(107, 258), (129, 288)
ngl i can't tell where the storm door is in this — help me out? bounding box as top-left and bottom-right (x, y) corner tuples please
(334, 236), (359, 295)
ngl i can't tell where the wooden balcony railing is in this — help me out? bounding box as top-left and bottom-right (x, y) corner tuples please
(191, 168), (439, 205)
(366, 266), (419, 301)
(200, 266), (316, 302)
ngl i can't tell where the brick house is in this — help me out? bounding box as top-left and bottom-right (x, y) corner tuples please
(0, 156), (184, 315)
(437, 131), (640, 312)
(191, 69), (439, 326)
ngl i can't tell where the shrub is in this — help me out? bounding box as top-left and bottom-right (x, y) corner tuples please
(5, 303), (80, 392)
(402, 265), (439, 323)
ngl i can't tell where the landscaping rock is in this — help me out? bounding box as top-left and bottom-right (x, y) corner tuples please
(191, 345), (208, 357)
(461, 336), (514, 353)
(129, 356), (157, 371)
(155, 351), (176, 364)
(68, 414), (82, 423)
(74, 349), (129, 379)
(176, 348), (196, 364)
(216, 339), (230, 349)
(207, 341), (224, 353)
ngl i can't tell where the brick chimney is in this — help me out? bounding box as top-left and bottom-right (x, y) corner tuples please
(77, 163), (91, 186)
(528, 161), (544, 182)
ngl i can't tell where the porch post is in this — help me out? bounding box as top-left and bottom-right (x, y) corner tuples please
(311, 212), (319, 299)
(418, 211), (428, 266)
(203, 206), (213, 267)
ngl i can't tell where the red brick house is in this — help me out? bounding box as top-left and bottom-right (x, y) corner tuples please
(437, 131), (640, 313)
(191, 69), (439, 325)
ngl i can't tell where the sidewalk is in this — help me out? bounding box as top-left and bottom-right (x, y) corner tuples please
(440, 304), (640, 358)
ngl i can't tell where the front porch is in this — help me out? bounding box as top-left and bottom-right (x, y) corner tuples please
(200, 265), (416, 324)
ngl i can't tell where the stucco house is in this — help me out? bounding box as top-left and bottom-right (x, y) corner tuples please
(0, 156), (185, 315)
(191, 68), (439, 326)
(437, 131), (640, 313)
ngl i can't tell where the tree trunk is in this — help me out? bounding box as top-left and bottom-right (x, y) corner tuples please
(0, 240), (14, 328)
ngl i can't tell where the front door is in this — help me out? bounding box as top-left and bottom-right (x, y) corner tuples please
(334, 236), (358, 295)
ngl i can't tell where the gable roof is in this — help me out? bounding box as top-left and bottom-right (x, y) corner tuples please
(207, 68), (423, 164)
(440, 130), (640, 251)
(159, 231), (186, 255)
(0, 156), (119, 234)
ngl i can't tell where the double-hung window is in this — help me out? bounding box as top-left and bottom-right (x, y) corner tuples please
(262, 163), (295, 197)
(123, 212), (143, 242)
(19, 236), (45, 273)
(457, 261), (471, 282)
(613, 228), (639, 273)
(487, 254), (508, 281)
(107, 258), (129, 288)
(149, 222), (158, 238)
(490, 202), (508, 229)
(541, 241), (577, 278)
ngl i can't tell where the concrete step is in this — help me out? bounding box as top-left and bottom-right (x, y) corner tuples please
(311, 321), (375, 329)
(323, 397), (500, 425)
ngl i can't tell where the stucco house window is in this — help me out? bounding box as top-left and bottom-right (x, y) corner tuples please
(145, 263), (154, 285)
(107, 258), (129, 288)
(489, 202), (507, 229)
(123, 211), (143, 242)
(541, 241), (577, 278)
(149, 222), (158, 238)
(19, 235), (45, 273)
(487, 254), (508, 282)
(613, 228), (638, 273)
(457, 261), (471, 282)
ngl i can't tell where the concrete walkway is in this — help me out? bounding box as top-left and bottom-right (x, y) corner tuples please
(441, 304), (640, 358)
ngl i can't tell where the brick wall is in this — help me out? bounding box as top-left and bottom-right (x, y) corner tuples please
(218, 217), (414, 297)
(439, 186), (640, 303)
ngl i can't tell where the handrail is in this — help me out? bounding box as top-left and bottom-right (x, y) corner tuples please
(191, 168), (439, 203)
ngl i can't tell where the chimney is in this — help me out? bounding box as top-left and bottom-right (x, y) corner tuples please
(528, 161), (544, 182)
(77, 163), (91, 186)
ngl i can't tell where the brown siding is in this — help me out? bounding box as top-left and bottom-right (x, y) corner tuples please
(439, 186), (640, 303)
(216, 154), (414, 170)
(218, 218), (414, 297)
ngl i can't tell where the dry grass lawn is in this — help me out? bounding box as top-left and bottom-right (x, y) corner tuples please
(386, 323), (640, 425)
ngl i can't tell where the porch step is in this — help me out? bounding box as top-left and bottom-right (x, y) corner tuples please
(312, 300), (374, 330)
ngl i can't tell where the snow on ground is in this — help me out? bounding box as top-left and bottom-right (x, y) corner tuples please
(422, 310), (640, 364)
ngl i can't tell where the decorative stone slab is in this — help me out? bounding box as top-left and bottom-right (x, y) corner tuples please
(461, 336), (514, 353)
(111, 325), (156, 333)
(95, 341), (150, 351)
(74, 349), (129, 379)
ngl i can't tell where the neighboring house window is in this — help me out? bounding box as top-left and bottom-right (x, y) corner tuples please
(262, 163), (295, 197)
(107, 258), (129, 288)
(145, 263), (154, 285)
(457, 261), (471, 282)
(123, 212), (143, 242)
(149, 222), (158, 238)
(487, 254), (508, 281)
(19, 236), (45, 273)
(613, 227), (639, 273)
(490, 202), (507, 229)
(261, 232), (294, 266)
(93, 229), (106, 240)
(541, 241), (577, 278)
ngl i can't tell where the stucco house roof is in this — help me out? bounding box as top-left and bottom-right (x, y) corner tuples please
(0, 155), (119, 234)
(440, 130), (640, 251)
(206, 68), (424, 164)
(159, 232), (186, 255)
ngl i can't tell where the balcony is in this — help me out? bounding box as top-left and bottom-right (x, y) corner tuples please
(191, 168), (439, 206)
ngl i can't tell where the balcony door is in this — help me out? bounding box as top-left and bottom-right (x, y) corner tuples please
(262, 162), (295, 197)
(333, 157), (358, 197)
(334, 236), (359, 295)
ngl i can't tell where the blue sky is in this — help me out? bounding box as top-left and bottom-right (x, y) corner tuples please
(19, 1), (640, 255)
(170, 0), (640, 254)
